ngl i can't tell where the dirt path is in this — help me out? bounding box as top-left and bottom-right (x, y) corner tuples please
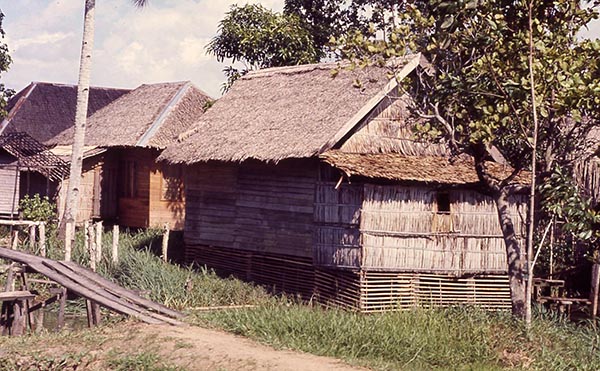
(136, 323), (366, 371)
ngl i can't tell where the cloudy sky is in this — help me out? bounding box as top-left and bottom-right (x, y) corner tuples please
(1, 1), (599, 98)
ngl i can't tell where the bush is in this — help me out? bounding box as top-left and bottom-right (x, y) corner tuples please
(19, 194), (57, 222)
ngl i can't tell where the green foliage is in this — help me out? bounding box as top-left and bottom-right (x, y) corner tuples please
(0, 9), (13, 118)
(19, 194), (57, 222)
(207, 4), (319, 92)
(197, 305), (600, 370)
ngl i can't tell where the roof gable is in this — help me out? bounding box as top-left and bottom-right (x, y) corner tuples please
(160, 54), (425, 164)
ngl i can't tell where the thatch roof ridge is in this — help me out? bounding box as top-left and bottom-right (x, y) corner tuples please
(160, 54), (426, 165)
(1, 82), (130, 145)
(48, 81), (211, 149)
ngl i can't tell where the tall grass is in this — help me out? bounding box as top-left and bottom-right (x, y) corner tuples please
(194, 303), (600, 370)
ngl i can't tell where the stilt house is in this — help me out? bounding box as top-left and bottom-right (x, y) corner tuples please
(161, 55), (528, 311)
(50, 82), (212, 229)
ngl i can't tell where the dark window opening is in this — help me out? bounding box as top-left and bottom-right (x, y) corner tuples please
(436, 192), (451, 213)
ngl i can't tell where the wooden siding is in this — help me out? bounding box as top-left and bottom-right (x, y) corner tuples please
(184, 159), (317, 258)
(117, 148), (151, 228)
(0, 164), (19, 216)
(314, 181), (362, 268)
(148, 162), (185, 230)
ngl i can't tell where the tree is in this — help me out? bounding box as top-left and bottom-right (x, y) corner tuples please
(63, 0), (149, 256)
(0, 9), (13, 118)
(337, 0), (600, 319)
(207, 4), (319, 92)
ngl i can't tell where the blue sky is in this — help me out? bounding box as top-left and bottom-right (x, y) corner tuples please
(1, 1), (598, 98)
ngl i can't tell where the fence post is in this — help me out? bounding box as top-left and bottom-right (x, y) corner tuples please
(29, 224), (36, 250)
(112, 225), (119, 264)
(38, 222), (46, 257)
(87, 223), (96, 272)
(64, 222), (72, 261)
(11, 230), (19, 250)
(162, 223), (170, 262)
(95, 221), (103, 264)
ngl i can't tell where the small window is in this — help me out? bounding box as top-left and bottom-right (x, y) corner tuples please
(436, 192), (451, 214)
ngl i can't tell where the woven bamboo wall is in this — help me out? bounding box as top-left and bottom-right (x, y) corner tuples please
(359, 184), (525, 273)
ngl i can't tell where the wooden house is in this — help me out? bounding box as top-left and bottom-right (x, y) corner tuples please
(161, 55), (528, 311)
(0, 82), (129, 210)
(50, 81), (212, 229)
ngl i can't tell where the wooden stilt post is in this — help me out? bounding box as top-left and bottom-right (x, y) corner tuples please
(162, 223), (170, 262)
(112, 225), (119, 264)
(57, 287), (66, 331)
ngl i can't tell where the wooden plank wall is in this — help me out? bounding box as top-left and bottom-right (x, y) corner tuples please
(117, 148), (151, 228)
(148, 162), (185, 230)
(184, 159), (317, 258)
(56, 156), (103, 224)
(314, 181), (362, 268)
(0, 166), (19, 216)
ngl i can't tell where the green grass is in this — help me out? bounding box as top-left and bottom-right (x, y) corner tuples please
(192, 302), (600, 370)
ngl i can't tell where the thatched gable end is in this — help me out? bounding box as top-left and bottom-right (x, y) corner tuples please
(160, 55), (425, 164)
(49, 82), (212, 149)
(320, 151), (528, 185)
(0, 82), (129, 145)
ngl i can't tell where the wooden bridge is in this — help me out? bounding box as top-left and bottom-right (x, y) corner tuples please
(0, 246), (184, 334)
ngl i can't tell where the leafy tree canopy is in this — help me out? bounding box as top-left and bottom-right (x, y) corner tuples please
(0, 10), (12, 118)
(207, 4), (319, 92)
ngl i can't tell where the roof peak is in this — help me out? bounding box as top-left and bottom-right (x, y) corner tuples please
(30, 81), (131, 91)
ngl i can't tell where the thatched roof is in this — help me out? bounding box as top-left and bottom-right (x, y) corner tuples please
(320, 151), (529, 185)
(0, 82), (129, 145)
(160, 54), (426, 164)
(50, 82), (211, 148)
(0, 133), (69, 181)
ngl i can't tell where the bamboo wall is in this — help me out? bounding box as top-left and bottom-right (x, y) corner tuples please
(184, 159), (317, 258)
(57, 156), (103, 224)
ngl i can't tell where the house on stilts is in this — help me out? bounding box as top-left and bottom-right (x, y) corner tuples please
(50, 81), (212, 229)
(159, 55), (528, 311)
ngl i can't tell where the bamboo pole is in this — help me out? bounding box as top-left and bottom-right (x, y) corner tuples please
(162, 223), (170, 262)
(591, 263), (600, 319)
(112, 225), (119, 264)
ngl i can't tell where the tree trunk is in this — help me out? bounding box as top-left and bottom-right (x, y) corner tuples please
(63, 0), (95, 240)
(494, 188), (527, 318)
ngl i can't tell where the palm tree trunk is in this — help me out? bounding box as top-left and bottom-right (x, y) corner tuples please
(63, 0), (95, 248)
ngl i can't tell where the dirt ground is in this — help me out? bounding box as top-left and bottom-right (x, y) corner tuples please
(136, 323), (365, 371)
(0, 321), (366, 371)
